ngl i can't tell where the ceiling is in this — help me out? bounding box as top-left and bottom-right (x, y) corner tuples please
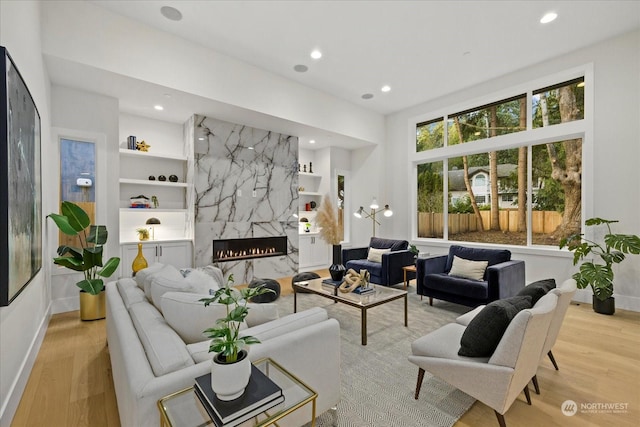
(49, 1), (640, 148)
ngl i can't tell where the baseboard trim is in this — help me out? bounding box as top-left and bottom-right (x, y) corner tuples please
(0, 304), (51, 427)
(572, 288), (640, 312)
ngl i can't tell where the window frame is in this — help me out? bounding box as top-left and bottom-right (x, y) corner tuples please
(408, 64), (594, 253)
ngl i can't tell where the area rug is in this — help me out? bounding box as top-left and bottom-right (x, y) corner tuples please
(275, 286), (477, 427)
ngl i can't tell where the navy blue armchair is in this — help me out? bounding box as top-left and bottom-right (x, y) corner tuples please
(341, 237), (415, 287)
(416, 245), (525, 307)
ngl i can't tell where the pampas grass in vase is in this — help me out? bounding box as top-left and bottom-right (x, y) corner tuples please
(316, 195), (346, 281)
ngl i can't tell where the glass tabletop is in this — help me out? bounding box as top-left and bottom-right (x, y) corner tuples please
(295, 277), (407, 307)
(158, 358), (317, 427)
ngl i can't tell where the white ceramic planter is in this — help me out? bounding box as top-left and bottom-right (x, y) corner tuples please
(210, 350), (251, 401)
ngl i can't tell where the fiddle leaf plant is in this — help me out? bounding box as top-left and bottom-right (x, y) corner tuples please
(560, 217), (640, 301)
(200, 274), (274, 364)
(47, 201), (120, 295)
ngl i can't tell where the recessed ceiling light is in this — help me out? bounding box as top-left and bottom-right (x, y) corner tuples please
(309, 139), (316, 144)
(198, 137), (205, 141)
(381, 85), (391, 93)
(310, 50), (322, 59)
(160, 6), (183, 21)
(361, 93), (374, 100)
(540, 12), (557, 24)
(154, 105), (164, 111)
(293, 64), (308, 73)
(247, 146), (254, 150)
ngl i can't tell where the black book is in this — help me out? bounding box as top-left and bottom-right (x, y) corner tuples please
(194, 364), (283, 425)
(321, 278), (342, 287)
(194, 387), (284, 427)
(353, 286), (375, 294)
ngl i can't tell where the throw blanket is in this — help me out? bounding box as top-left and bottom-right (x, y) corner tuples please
(338, 269), (371, 293)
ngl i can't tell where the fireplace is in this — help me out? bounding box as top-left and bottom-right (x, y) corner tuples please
(213, 236), (288, 262)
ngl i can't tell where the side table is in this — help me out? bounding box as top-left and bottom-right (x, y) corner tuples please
(402, 265), (417, 290)
(157, 358), (317, 427)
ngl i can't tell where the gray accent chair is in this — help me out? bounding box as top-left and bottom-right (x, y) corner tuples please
(408, 292), (558, 427)
(456, 278), (577, 394)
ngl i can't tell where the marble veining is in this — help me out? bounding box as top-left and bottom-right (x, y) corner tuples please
(193, 115), (298, 283)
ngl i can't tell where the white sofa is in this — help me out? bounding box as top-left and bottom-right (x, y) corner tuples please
(106, 267), (341, 427)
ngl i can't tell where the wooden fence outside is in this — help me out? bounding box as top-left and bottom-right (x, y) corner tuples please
(417, 210), (563, 238)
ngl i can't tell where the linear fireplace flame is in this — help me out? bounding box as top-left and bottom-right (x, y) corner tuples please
(213, 236), (288, 262)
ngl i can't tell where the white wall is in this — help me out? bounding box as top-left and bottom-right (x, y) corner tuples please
(41, 0), (385, 145)
(385, 30), (640, 310)
(0, 2), (52, 425)
(48, 85), (120, 313)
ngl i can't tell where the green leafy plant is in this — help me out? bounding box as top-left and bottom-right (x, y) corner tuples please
(200, 274), (274, 363)
(47, 201), (121, 295)
(560, 217), (640, 301)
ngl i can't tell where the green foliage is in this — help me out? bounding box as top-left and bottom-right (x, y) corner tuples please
(47, 202), (120, 295)
(449, 195), (474, 214)
(559, 218), (640, 301)
(200, 275), (274, 363)
(533, 177), (565, 212)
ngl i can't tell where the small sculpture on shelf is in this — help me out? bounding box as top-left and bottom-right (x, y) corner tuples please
(151, 195), (159, 209)
(136, 140), (150, 152)
(130, 195), (150, 209)
(309, 162), (313, 173)
(303, 164), (307, 173)
(169, 174), (178, 182)
(148, 175), (156, 181)
(158, 175), (167, 181)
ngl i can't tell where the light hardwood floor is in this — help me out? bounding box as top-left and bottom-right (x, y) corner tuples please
(12, 276), (640, 427)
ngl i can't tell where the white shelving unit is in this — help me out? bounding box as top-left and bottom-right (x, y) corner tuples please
(118, 113), (194, 273)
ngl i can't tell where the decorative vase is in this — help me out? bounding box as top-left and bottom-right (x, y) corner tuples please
(329, 244), (346, 282)
(132, 243), (148, 276)
(79, 290), (106, 321)
(210, 350), (251, 401)
(593, 295), (615, 315)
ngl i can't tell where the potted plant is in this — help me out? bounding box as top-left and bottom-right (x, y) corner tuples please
(560, 217), (640, 315)
(409, 244), (419, 263)
(47, 201), (121, 320)
(200, 274), (273, 400)
(316, 195), (345, 281)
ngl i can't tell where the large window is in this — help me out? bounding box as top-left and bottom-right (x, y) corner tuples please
(413, 71), (588, 248)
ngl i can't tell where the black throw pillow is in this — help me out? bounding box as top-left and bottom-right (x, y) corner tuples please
(516, 278), (556, 305)
(458, 295), (532, 357)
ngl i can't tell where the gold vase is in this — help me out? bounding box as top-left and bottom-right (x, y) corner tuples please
(132, 243), (148, 276)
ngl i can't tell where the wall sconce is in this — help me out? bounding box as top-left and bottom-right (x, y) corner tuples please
(146, 217), (161, 240)
(353, 198), (393, 236)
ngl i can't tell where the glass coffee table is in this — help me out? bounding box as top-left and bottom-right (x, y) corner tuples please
(157, 358), (317, 427)
(293, 277), (408, 345)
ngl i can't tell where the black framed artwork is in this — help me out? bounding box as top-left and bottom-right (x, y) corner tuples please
(0, 46), (42, 306)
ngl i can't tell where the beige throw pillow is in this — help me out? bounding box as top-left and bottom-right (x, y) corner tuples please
(367, 247), (391, 263)
(448, 255), (488, 281)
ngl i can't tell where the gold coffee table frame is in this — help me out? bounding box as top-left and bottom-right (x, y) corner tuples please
(157, 358), (317, 427)
(293, 277), (408, 345)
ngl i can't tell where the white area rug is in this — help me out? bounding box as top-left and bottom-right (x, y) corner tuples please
(275, 285), (476, 427)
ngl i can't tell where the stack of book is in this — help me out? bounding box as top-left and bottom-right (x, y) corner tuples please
(194, 365), (284, 427)
(353, 286), (375, 295)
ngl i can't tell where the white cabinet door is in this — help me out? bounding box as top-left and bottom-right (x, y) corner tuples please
(298, 235), (329, 269)
(158, 241), (193, 268)
(120, 241), (193, 277)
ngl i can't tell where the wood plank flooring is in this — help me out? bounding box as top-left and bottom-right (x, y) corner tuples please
(11, 274), (640, 426)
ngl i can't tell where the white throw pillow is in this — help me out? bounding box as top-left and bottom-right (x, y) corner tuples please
(367, 247), (391, 263)
(448, 255), (488, 281)
(143, 264), (183, 301)
(134, 262), (165, 290)
(184, 269), (219, 294)
(161, 292), (248, 344)
(182, 265), (225, 290)
(150, 273), (191, 312)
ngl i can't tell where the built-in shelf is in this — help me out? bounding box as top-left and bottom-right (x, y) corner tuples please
(299, 191), (322, 196)
(119, 178), (189, 188)
(299, 172), (321, 179)
(119, 208), (188, 213)
(119, 148), (187, 161)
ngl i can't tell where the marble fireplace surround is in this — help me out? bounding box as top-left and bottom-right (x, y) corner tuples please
(192, 115), (299, 283)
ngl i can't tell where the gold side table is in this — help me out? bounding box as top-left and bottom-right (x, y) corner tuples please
(158, 358), (317, 427)
(402, 265), (417, 290)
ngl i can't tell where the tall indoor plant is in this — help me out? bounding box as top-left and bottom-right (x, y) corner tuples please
(200, 275), (273, 400)
(315, 195), (345, 281)
(47, 201), (120, 320)
(560, 217), (640, 315)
